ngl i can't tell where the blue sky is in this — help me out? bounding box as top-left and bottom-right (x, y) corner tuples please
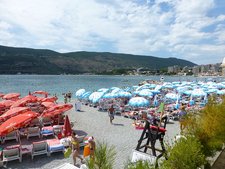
(0, 0), (225, 65)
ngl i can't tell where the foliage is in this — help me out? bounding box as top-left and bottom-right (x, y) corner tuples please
(183, 96), (225, 156)
(161, 136), (206, 169)
(0, 45), (196, 74)
(124, 160), (155, 169)
(85, 141), (116, 169)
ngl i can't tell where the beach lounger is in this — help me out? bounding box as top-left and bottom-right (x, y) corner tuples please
(41, 126), (54, 137)
(27, 127), (41, 140)
(47, 139), (65, 155)
(2, 130), (19, 143)
(31, 141), (49, 160)
(42, 117), (53, 126)
(53, 125), (63, 135)
(3, 146), (22, 163)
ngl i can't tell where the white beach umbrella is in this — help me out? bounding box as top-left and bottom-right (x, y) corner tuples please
(137, 89), (153, 98)
(75, 89), (86, 97)
(128, 97), (150, 107)
(165, 93), (179, 100)
(89, 92), (104, 103)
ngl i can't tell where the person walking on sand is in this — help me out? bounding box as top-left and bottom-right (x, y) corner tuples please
(108, 105), (115, 124)
(70, 131), (84, 166)
(88, 136), (96, 160)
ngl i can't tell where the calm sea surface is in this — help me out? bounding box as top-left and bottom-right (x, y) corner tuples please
(0, 75), (224, 100)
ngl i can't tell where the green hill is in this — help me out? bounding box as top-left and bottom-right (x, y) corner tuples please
(0, 45), (196, 74)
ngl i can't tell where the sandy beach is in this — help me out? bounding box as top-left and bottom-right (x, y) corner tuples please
(5, 99), (180, 169)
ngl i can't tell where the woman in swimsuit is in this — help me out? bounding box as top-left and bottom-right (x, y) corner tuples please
(71, 131), (84, 166)
(88, 136), (96, 160)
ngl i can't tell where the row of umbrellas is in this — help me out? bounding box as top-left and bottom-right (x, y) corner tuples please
(0, 91), (73, 137)
(75, 80), (225, 108)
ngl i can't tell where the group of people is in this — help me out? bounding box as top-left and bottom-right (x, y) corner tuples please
(63, 92), (72, 103)
(70, 131), (96, 166)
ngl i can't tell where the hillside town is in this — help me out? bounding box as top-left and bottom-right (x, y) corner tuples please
(129, 61), (224, 77)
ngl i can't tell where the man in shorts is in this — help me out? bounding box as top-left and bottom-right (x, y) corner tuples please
(108, 105), (115, 124)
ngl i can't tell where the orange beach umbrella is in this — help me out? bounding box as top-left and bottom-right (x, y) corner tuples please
(44, 104), (73, 113)
(0, 100), (15, 108)
(32, 91), (48, 97)
(41, 102), (55, 108)
(3, 93), (20, 100)
(39, 96), (58, 103)
(0, 107), (31, 123)
(11, 95), (38, 108)
(42, 104), (73, 118)
(0, 111), (39, 136)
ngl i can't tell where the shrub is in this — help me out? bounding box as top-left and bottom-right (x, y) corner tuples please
(124, 160), (155, 169)
(161, 136), (206, 169)
(85, 141), (116, 169)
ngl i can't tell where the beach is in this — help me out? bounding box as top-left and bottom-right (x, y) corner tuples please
(5, 99), (180, 169)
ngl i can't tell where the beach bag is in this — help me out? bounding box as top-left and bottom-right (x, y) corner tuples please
(64, 147), (72, 158)
(83, 145), (90, 157)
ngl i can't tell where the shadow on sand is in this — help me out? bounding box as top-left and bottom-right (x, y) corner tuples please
(112, 123), (124, 126)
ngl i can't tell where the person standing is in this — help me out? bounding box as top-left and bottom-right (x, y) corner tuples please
(70, 131), (84, 166)
(108, 105), (115, 124)
(88, 136), (96, 160)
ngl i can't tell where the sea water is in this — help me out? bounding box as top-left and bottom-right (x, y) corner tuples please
(0, 75), (223, 101)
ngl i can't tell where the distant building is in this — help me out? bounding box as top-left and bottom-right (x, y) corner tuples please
(221, 57), (225, 76)
(167, 65), (180, 74)
(192, 66), (200, 75)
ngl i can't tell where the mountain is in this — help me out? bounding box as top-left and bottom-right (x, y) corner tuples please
(0, 45), (196, 74)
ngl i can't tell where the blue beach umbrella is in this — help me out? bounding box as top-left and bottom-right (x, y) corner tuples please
(117, 91), (132, 98)
(81, 91), (91, 99)
(128, 97), (150, 107)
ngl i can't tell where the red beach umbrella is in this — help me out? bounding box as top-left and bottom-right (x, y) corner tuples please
(11, 95), (38, 108)
(0, 107), (31, 123)
(0, 111), (39, 136)
(3, 93), (20, 100)
(63, 115), (72, 137)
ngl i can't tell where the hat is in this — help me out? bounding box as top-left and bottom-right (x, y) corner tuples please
(88, 136), (94, 141)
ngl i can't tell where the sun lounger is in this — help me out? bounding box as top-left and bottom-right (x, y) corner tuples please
(53, 125), (63, 135)
(2, 130), (19, 143)
(27, 127), (41, 139)
(3, 146), (22, 163)
(41, 126), (54, 137)
(47, 139), (65, 155)
(31, 141), (49, 160)
(41, 117), (53, 126)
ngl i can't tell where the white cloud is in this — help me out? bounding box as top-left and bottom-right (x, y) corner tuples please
(0, 0), (224, 64)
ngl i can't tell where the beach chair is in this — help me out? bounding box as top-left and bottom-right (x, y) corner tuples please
(29, 118), (41, 127)
(42, 117), (53, 126)
(3, 147), (22, 163)
(2, 130), (19, 143)
(27, 127), (41, 140)
(53, 125), (63, 135)
(47, 139), (65, 155)
(31, 141), (49, 160)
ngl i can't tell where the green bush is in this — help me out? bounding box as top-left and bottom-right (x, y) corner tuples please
(86, 141), (116, 169)
(124, 160), (155, 169)
(184, 96), (225, 156)
(161, 136), (206, 169)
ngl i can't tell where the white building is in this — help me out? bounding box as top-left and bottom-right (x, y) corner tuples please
(221, 57), (225, 76)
